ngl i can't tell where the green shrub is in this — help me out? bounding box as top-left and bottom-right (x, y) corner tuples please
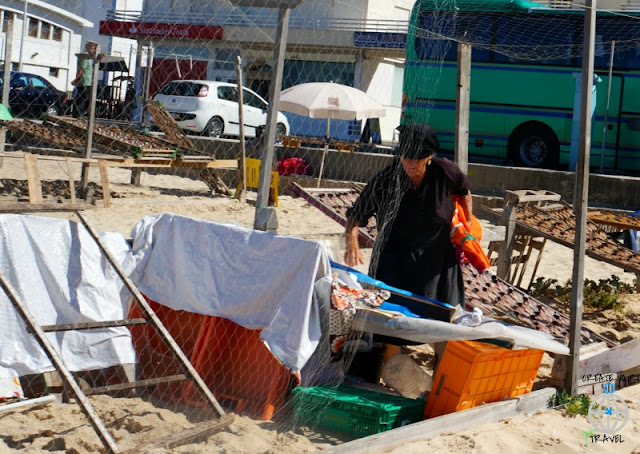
(553, 389), (593, 417)
(530, 275), (633, 312)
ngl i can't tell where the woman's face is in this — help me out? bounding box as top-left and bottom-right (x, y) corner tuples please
(400, 157), (429, 179)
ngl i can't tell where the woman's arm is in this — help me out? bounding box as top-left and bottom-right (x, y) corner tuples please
(461, 190), (473, 224)
(344, 216), (364, 266)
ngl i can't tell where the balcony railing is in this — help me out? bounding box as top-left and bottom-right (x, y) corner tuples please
(106, 10), (409, 33)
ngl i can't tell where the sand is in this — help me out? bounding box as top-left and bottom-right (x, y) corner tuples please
(0, 153), (639, 453)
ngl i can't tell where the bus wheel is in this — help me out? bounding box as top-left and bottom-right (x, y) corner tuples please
(508, 124), (559, 169)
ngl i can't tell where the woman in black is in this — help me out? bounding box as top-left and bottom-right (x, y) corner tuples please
(344, 123), (473, 317)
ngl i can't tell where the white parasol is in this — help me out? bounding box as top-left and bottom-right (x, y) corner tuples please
(279, 82), (386, 186)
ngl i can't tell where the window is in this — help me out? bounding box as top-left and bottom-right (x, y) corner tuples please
(494, 15), (577, 66)
(29, 76), (48, 90)
(242, 89), (266, 109)
(52, 26), (62, 42)
(215, 48), (238, 71)
(415, 12), (494, 62)
(2, 12), (14, 33)
(40, 22), (50, 39)
(159, 81), (203, 97)
(49, 67), (59, 78)
(28, 17), (38, 38)
(217, 86), (237, 101)
(584, 17), (640, 70)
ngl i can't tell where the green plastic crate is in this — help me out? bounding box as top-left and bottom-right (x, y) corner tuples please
(292, 385), (425, 437)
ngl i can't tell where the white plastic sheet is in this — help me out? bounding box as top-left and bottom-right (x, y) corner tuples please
(128, 214), (331, 372)
(353, 308), (570, 355)
(0, 215), (136, 378)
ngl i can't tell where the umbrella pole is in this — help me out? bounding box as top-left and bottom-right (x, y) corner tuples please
(317, 118), (331, 188)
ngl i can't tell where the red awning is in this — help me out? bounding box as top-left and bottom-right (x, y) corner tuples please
(99, 20), (223, 40)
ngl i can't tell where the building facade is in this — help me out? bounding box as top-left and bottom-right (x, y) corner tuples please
(0, 0), (92, 92)
(101, 0), (412, 142)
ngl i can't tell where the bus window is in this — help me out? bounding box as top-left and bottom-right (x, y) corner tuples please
(587, 18), (640, 70)
(415, 12), (493, 62)
(494, 15), (578, 66)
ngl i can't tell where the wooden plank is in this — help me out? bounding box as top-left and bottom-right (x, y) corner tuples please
(505, 190), (562, 204)
(0, 152), (97, 163)
(34, 318), (148, 332)
(128, 414), (234, 453)
(23, 153), (43, 204)
(66, 157), (77, 204)
(321, 388), (556, 454)
(579, 338), (640, 377)
(0, 203), (88, 213)
(98, 160), (111, 208)
(84, 374), (187, 396)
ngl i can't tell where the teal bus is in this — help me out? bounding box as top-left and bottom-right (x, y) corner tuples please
(402, 0), (640, 172)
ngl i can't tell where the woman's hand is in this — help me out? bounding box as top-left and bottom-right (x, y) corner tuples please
(343, 217), (364, 267)
(344, 238), (364, 267)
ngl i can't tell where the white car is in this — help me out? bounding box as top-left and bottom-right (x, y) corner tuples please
(153, 80), (290, 138)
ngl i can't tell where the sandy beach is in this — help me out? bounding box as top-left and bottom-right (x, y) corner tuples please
(0, 153), (638, 453)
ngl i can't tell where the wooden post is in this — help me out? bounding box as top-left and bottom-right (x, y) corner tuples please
(66, 157), (76, 204)
(142, 41), (154, 125)
(567, 0), (596, 395)
(98, 160), (111, 208)
(254, 6), (291, 231)
(236, 56), (247, 203)
(24, 153), (43, 204)
(0, 18), (14, 169)
(497, 196), (518, 280)
(455, 42), (471, 174)
(80, 45), (101, 198)
(130, 168), (142, 186)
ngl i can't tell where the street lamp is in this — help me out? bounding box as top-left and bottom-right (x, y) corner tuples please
(229, 0), (304, 231)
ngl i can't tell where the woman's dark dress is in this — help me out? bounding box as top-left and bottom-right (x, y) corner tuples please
(347, 156), (469, 318)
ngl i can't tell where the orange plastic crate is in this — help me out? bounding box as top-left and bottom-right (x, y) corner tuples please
(424, 340), (544, 419)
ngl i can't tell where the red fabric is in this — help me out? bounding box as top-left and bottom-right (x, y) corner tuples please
(277, 157), (309, 176)
(450, 199), (491, 273)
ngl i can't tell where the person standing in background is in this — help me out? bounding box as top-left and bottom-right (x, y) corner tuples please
(71, 41), (98, 118)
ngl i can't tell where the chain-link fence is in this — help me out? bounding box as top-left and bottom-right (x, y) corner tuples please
(1, 0), (639, 451)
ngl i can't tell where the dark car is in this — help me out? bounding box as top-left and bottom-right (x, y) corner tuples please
(0, 71), (69, 118)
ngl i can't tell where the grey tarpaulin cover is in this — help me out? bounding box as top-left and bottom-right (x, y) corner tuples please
(127, 213), (331, 372)
(0, 215), (136, 378)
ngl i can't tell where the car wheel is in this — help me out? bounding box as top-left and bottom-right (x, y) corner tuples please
(45, 105), (59, 117)
(276, 123), (286, 137)
(508, 123), (559, 169)
(204, 117), (224, 138)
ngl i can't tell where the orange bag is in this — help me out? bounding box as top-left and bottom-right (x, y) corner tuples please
(450, 199), (491, 273)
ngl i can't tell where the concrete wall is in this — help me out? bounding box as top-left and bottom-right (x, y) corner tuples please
(188, 136), (640, 211)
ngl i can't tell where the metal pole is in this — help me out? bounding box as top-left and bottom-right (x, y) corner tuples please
(316, 118), (331, 187)
(0, 19), (14, 167)
(236, 56), (247, 203)
(567, 0), (596, 395)
(455, 42), (471, 174)
(599, 40), (615, 174)
(80, 46), (101, 198)
(18, 0), (28, 71)
(254, 6), (291, 231)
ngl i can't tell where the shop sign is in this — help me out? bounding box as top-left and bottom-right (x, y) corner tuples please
(99, 20), (223, 40)
(354, 32), (406, 49)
